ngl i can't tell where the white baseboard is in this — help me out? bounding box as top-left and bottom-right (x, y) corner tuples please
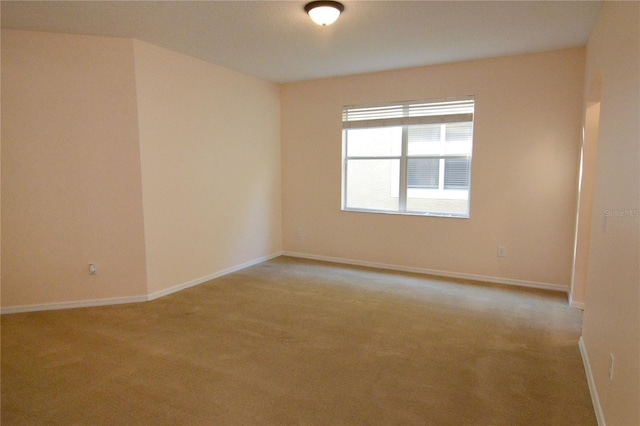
(570, 300), (586, 310)
(1, 252), (283, 315)
(282, 251), (568, 293)
(1, 251), (567, 314)
(579, 336), (605, 425)
(0, 295), (148, 315)
(147, 252), (282, 301)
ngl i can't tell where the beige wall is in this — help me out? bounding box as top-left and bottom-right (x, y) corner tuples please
(1, 29), (3, 308)
(1, 30), (148, 307)
(133, 40), (282, 295)
(281, 49), (584, 287)
(1, 31), (282, 309)
(581, 2), (640, 425)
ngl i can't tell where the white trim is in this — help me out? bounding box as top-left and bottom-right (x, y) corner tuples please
(147, 252), (282, 301)
(282, 251), (568, 293)
(579, 336), (605, 426)
(343, 113), (473, 129)
(1, 252), (283, 315)
(0, 295), (148, 315)
(570, 300), (586, 310)
(1, 251), (566, 313)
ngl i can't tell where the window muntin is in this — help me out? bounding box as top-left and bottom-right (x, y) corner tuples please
(342, 97), (474, 217)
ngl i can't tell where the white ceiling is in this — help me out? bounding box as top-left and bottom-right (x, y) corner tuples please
(1, 1), (602, 83)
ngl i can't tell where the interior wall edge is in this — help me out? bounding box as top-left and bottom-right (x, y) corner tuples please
(579, 336), (606, 426)
(0, 295), (149, 315)
(146, 252), (283, 301)
(570, 300), (586, 310)
(282, 251), (568, 294)
(0, 252), (283, 315)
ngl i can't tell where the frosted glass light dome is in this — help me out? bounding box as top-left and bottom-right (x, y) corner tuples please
(305, 1), (344, 26)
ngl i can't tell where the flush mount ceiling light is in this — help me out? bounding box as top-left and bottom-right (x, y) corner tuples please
(304, 1), (344, 26)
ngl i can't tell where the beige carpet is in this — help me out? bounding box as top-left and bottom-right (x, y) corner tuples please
(1, 256), (595, 425)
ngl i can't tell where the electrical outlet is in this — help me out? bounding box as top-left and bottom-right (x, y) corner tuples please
(89, 264), (97, 275)
(497, 246), (506, 257)
(295, 229), (302, 238)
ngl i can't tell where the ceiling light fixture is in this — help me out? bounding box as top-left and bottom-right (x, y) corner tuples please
(304, 1), (344, 26)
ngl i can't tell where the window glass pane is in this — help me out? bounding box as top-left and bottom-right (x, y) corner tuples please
(346, 127), (402, 157)
(407, 158), (440, 188)
(346, 159), (399, 211)
(407, 124), (441, 156)
(444, 158), (470, 189)
(445, 122), (473, 142)
(406, 193), (469, 217)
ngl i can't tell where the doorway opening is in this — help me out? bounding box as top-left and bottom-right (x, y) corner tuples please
(570, 73), (601, 308)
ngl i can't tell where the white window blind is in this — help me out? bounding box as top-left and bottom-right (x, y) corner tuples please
(342, 98), (474, 129)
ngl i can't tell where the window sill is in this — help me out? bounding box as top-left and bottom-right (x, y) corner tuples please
(341, 208), (469, 219)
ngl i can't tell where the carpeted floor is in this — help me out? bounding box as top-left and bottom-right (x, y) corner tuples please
(1, 256), (596, 425)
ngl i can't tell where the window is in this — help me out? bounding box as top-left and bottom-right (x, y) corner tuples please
(342, 97), (474, 217)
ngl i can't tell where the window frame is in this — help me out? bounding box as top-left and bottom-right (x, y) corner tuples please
(341, 97), (474, 218)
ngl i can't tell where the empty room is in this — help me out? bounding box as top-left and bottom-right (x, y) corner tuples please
(1, 1), (638, 425)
